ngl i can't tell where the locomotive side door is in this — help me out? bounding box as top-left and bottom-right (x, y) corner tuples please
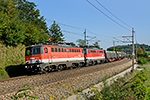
(43, 46), (51, 63)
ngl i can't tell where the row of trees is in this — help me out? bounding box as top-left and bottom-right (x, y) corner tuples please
(0, 0), (100, 48)
(0, 0), (65, 46)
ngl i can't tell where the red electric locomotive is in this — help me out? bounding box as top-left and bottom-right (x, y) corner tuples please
(84, 48), (105, 66)
(25, 42), (85, 73)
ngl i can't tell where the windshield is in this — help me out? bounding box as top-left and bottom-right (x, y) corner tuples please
(25, 47), (42, 56)
(25, 48), (32, 56)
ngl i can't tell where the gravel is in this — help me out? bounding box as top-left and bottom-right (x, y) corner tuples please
(0, 58), (132, 100)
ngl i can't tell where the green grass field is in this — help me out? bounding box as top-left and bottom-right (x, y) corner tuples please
(146, 51), (150, 54)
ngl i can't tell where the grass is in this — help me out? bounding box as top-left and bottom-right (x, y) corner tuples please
(146, 51), (150, 54)
(142, 62), (150, 86)
(0, 44), (25, 79)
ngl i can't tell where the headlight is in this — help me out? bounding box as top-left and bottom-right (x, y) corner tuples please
(25, 66), (28, 68)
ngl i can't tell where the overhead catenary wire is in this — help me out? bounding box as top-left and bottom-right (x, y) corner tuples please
(57, 22), (85, 31)
(47, 19), (113, 40)
(62, 30), (83, 36)
(47, 19), (113, 47)
(95, 0), (132, 28)
(47, 19), (84, 31)
(86, 29), (111, 39)
(86, 0), (131, 32)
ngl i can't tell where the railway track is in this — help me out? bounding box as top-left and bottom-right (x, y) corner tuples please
(0, 58), (131, 96)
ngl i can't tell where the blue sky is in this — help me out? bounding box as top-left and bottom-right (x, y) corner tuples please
(29, 0), (150, 50)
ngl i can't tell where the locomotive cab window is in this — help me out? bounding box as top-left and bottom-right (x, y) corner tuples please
(26, 47), (41, 56)
(25, 48), (31, 56)
(33, 48), (40, 54)
(30, 47), (41, 55)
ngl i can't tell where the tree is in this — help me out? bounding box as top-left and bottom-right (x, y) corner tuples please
(93, 42), (100, 48)
(49, 21), (65, 43)
(0, 0), (26, 46)
(107, 47), (121, 51)
(76, 39), (85, 47)
(17, 0), (49, 45)
(0, 0), (49, 46)
(0, 16), (26, 46)
(17, 0), (48, 31)
(137, 47), (148, 58)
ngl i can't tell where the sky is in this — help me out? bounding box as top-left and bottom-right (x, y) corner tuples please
(28, 0), (150, 50)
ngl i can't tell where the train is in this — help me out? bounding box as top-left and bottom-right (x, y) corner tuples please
(25, 42), (126, 73)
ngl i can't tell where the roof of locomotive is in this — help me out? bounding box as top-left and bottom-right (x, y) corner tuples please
(26, 42), (82, 49)
(86, 48), (104, 50)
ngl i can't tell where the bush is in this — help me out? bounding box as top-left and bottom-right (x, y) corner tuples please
(0, 67), (9, 79)
(89, 69), (150, 100)
(10, 84), (37, 100)
(137, 57), (147, 65)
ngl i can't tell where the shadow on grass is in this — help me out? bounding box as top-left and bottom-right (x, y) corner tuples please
(5, 64), (28, 78)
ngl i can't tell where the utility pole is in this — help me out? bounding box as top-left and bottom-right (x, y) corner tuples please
(136, 41), (137, 59)
(84, 29), (86, 46)
(113, 37), (115, 51)
(132, 28), (135, 71)
(114, 29), (135, 72)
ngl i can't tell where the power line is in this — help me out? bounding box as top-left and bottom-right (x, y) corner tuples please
(95, 0), (132, 28)
(86, 29), (111, 39)
(47, 19), (113, 45)
(47, 19), (112, 39)
(86, 0), (131, 32)
(62, 30), (83, 36)
(47, 19), (85, 31)
(58, 22), (84, 31)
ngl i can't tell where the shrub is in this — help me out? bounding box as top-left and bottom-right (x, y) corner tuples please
(89, 69), (150, 100)
(10, 84), (37, 100)
(137, 57), (147, 65)
(0, 67), (9, 79)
